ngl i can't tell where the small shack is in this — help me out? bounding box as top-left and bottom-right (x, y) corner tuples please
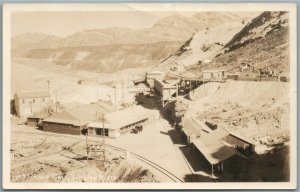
(146, 71), (165, 88)
(202, 68), (226, 82)
(170, 65), (185, 72)
(26, 111), (50, 127)
(132, 74), (146, 85)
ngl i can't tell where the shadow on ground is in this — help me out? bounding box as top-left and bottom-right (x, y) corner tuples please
(179, 146), (207, 173)
(159, 128), (186, 145)
(167, 129), (186, 145)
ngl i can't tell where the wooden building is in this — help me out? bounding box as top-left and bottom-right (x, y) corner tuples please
(181, 116), (212, 144)
(182, 116), (254, 174)
(153, 75), (181, 106)
(170, 65), (185, 72)
(202, 69), (226, 82)
(14, 91), (50, 117)
(146, 71), (165, 88)
(87, 105), (157, 138)
(26, 111), (49, 127)
(132, 74), (146, 85)
(42, 104), (106, 135)
(192, 133), (248, 176)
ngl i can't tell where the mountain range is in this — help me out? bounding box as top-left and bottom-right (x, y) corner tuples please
(12, 12), (260, 73)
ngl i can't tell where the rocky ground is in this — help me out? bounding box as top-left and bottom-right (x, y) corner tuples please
(10, 120), (159, 183)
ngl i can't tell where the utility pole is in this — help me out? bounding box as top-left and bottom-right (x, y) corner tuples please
(96, 80), (99, 102)
(55, 91), (58, 113)
(46, 80), (51, 93)
(85, 114), (106, 171)
(113, 85), (117, 111)
(176, 83), (178, 98)
(29, 101), (33, 115)
(86, 128), (89, 163)
(122, 80), (125, 105)
(101, 113), (106, 170)
(97, 89), (99, 102)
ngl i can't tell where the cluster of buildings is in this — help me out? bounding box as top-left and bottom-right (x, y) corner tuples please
(13, 91), (158, 138)
(145, 70), (204, 107)
(12, 59), (281, 176)
(202, 62), (288, 82)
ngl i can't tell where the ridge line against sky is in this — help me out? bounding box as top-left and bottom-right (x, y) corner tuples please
(11, 11), (259, 38)
(12, 11), (195, 37)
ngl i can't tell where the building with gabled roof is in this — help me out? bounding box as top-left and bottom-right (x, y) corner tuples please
(181, 115), (254, 175)
(87, 105), (158, 138)
(42, 103), (107, 135)
(202, 68), (227, 82)
(26, 111), (50, 127)
(14, 91), (51, 117)
(192, 132), (248, 175)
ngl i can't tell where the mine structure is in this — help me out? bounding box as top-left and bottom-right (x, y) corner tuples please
(86, 114), (106, 171)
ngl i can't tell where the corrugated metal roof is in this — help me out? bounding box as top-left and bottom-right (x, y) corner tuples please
(16, 91), (50, 99)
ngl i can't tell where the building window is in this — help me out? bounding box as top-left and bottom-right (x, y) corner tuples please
(33, 99), (35, 103)
(22, 99), (25, 104)
(43, 98), (45, 102)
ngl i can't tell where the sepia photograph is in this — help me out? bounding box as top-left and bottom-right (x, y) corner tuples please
(2, 3), (297, 190)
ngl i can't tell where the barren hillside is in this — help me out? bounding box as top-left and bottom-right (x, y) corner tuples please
(12, 12), (256, 73)
(187, 81), (290, 151)
(23, 41), (183, 73)
(213, 11), (289, 73)
(161, 21), (246, 67)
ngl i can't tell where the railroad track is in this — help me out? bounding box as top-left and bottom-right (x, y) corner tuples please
(11, 130), (183, 183)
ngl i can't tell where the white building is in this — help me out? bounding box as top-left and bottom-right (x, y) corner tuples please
(87, 105), (158, 138)
(14, 91), (50, 117)
(202, 69), (226, 81)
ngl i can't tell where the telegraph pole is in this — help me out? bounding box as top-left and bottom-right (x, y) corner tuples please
(86, 128), (89, 163)
(46, 80), (51, 93)
(55, 91), (58, 113)
(114, 85), (117, 111)
(96, 80), (99, 102)
(122, 80), (125, 105)
(101, 113), (106, 170)
(176, 83), (178, 98)
(85, 114), (106, 170)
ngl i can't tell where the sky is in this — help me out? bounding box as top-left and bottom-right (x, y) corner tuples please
(11, 11), (198, 38)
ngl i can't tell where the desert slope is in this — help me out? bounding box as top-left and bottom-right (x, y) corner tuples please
(24, 41), (183, 73)
(161, 22), (246, 67)
(187, 81), (290, 148)
(212, 11), (289, 73)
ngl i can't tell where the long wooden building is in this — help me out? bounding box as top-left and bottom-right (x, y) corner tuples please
(181, 116), (254, 175)
(87, 105), (158, 138)
(42, 104), (107, 135)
